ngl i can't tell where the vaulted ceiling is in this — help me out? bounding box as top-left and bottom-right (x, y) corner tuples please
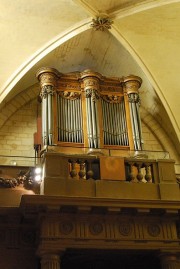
(0, 0), (180, 155)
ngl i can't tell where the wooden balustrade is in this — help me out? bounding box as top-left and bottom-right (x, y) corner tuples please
(68, 157), (98, 180)
(125, 160), (154, 183)
(68, 156), (156, 183)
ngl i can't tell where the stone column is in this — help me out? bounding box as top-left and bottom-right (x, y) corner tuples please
(124, 75), (142, 151)
(41, 253), (61, 269)
(160, 253), (180, 269)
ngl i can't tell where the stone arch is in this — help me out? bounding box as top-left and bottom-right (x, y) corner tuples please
(0, 84), (39, 128)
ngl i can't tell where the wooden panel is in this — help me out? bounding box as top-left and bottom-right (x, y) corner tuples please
(100, 156), (125, 180)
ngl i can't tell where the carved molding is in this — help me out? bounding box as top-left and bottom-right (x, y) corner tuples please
(89, 222), (103, 235)
(101, 95), (123, 103)
(59, 91), (81, 100)
(147, 224), (161, 237)
(124, 76), (142, 95)
(41, 85), (54, 99)
(40, 214), (179, 245)
(36, 67), (60, 88)
(36, 68), (142, 98)
(59, 221), (74, 235)
(100, 85), (123, 94)
(128, 93), (140, 104)
(85, 89), (100, 101)
(119, 222), (133, 236)
(59, 83), (81, 91)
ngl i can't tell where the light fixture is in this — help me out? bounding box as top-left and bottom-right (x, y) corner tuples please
(34, 166), (42, 182)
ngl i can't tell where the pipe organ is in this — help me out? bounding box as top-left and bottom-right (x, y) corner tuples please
(36, 68), (142, 151)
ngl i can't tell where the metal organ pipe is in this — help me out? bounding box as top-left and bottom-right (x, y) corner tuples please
(115, 102), (120, 145)
(36, 68), (59, 147)
(72, 99), (75, 142)
(79, 98), (83, 143)
(85, 89), (100, 148)
(101, 100), (106, 145)
(129, 93), (142, 150)
(122, 100), (129, 146)
(86, 96), (92, 147)
(101, 97), (129, 147)
(124, 76), (143, 151)
(41, 94), (46, 145)
(47, 89), (53, 145)
(115, 103), (120, 145)
(41, 85), (54, 146)
(57, 94), (83, 144)
(60, 96), (64, 141)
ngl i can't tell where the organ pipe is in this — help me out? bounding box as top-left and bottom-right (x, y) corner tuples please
(124, 76), (143, 150)
(85, 89), (100, 148)
(36, 67), (59, 146)
(57, 94), (83, 143)
(41, 85), (54, 146)
(101, 97), (129, 146)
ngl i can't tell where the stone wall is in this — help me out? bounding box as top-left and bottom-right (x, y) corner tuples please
(0, 99), (37, 166)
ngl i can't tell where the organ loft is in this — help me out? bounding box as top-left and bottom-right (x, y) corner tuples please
(0, 67), (179, 269)
(33, 67), (180, 268)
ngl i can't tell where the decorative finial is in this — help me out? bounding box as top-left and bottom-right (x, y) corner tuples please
(90, 17), (113, 31)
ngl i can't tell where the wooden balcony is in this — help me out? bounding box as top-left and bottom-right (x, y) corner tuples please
(41, 151), (180, 201)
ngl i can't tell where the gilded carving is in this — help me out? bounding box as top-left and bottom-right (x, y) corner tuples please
(59, 83), (81, 91)
(85, 89), (100, 101)
(101, 95), (123, 103)
(59, 91), (81, 100)
(124, 76), (142, 95)
(84, 79), (98, 87)
(36, 67), (60, 88)
(128, 93), (140, 104)
(40, 85), (54, 99)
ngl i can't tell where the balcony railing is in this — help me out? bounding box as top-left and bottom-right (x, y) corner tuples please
(41, 150), (179, 200)
(68, 156), (155, 183)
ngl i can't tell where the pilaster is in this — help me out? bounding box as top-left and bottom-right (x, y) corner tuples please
(160, 253), (180, 269)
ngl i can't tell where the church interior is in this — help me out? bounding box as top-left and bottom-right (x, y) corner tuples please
(0, 1), (180, 268)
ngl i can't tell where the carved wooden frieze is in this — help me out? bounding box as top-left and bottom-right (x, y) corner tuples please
(40, 214), (179, 245)
(101, 95), (123, 103)
(0, 227), (36, 248)
(58, 82), (81, 92)
(58, 91), (81, 100)
(36, 68), (141, 97)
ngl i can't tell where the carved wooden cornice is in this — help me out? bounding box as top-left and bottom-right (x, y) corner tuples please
(20, 195), (180, 215)
(36, 68), (142, 97)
